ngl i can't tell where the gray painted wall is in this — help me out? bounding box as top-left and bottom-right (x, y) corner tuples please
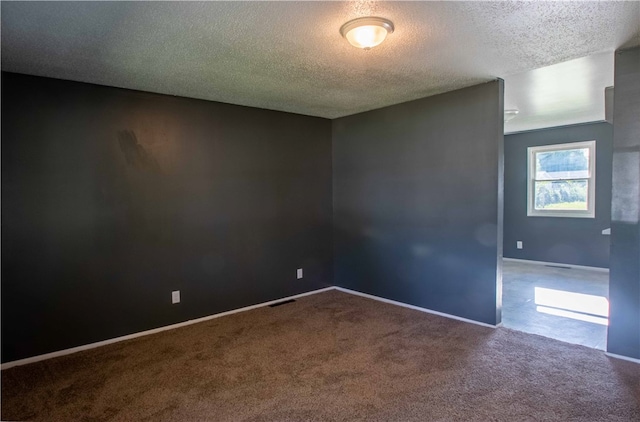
(333, 81), (504, 325)
(607, 47), (640, 360)
(10, 66), (637, 363)
(1, 73), (333, 363)
(503, 123), (613, 268)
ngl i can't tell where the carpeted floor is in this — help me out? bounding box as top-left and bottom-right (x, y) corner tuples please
(2, 290), (639, 421)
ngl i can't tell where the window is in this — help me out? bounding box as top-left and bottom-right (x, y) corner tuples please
(527, 140), (596, 218)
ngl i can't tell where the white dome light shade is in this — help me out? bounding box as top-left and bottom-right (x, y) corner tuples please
(340, 17), (394, 49)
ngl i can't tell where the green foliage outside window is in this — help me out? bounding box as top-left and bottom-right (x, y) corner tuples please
(534, 148), (589, 211)
(534, 180), (588, 210)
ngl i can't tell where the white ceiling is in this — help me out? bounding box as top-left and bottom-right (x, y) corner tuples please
(2, 1), (639, 126)
(504, 51), (615, 134)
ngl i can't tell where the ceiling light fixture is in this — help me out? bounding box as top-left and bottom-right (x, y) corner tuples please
(504, 109), (520, 122)
(340, 17), (394, 50)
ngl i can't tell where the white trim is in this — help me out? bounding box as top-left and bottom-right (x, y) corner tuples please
(6, 283), (632, 371)
(503, 257), (609, 273)
(527, 140), (596, 219)
(605, 352), (640, 365)
(334, 287), (498, 329)
(0, 287), (334, 370)
(0, 285), (508, 369)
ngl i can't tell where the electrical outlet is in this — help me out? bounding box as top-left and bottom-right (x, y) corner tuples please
(516, 241), (523, 249)
(297, 268), (303, 279)
(172, 290), (180, 304)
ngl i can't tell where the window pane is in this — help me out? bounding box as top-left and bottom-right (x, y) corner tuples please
(535, 147), (590, 180)
(534, 180), (588, 210)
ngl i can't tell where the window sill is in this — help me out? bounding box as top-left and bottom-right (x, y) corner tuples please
(527, 212), (595, 219)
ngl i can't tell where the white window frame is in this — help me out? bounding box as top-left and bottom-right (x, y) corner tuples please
(527, 140), (596, 218)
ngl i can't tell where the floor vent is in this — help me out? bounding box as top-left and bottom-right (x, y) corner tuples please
(268, 299), (296, 307)
(545, 265), (572, 269)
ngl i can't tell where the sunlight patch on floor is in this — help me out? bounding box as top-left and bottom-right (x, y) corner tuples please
(534, 287), (609, 325)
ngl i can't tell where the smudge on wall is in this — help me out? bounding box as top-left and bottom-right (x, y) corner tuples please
(118, 130), (162, 174)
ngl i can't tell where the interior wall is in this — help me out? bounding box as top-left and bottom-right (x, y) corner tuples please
(607, 47), (640, 360)
(503, 122), (613, 268)
(1, 72), (333, 363)
(332, 81), (504, 325)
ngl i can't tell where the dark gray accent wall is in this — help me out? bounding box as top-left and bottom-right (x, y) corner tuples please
(1, 72), (333, 363)
(607, 47), (640, 360)
(333, 81), (504, 325)
(503, 123), (613, 268)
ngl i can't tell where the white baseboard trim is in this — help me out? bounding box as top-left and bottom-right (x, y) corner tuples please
(4, 281), (633, 372)
(503, 257), (609, 273)
(605, 352), (640, 365)
(1, 285), (504, 369)
(334, 287), (498, 329)
(0, 287), (335, 370)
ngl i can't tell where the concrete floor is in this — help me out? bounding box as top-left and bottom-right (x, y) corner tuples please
(502, 260), (609, 350)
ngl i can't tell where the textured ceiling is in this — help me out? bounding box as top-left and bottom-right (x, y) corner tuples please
(2, 1), (639, 120)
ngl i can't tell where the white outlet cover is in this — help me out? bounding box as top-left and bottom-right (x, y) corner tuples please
(297, 268), (303, 279)
(517, 241), (523, 249)
(172, 290), (180, 304)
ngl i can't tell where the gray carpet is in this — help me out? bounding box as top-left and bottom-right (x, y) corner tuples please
(2, 290), (639, 421)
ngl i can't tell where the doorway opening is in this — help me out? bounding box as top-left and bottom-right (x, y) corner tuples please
(500, 53), (613, 350)
(502, 260), (608, 349)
